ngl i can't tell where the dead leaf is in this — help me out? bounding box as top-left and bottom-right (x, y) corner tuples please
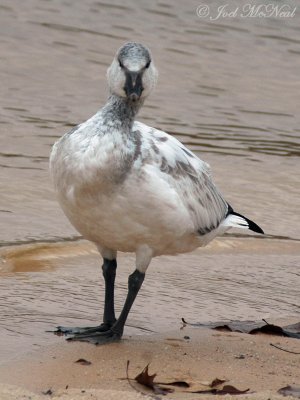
(170, 378), (227, 393)
(250, 319), (300, 338)
(210, 378), (227, 388)
(217, 385), (250, 395)
(155, 377), (228, 392)
(285, 322), (300, 333)
(42, 388), (53, 396)
(126, 361), (161, 400)
(134, 364), (173, 396)
(278, 385), (300, 398)
(75, 358), (92, 366)
(127, 361), (248, 397)
(135, 364), (156, 387)
(182, 318), (300, 339)
(156, 380), (190, 388)
(191, 384), (249, 395)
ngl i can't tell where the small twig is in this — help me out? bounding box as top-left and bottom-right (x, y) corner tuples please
(126, 361), (162, 400)
(126, 361), (143, 394)
(180, 318), (187, 330)
(270, 343), (300, 354)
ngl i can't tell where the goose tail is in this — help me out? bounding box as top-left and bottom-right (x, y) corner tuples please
(222, 205), (264, 234)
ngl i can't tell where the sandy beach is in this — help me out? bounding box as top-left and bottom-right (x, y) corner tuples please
(0, 323), (299, 399)
(1, 238), (299, 399)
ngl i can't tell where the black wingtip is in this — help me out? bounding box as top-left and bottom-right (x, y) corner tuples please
(246, 218), (264, 235)
(230, 210), (264, 235)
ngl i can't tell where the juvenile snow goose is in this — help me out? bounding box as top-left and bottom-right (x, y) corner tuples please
(50, 42), (264, 344)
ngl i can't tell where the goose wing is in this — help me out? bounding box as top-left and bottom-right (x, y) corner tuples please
(133, 121), (229, 234)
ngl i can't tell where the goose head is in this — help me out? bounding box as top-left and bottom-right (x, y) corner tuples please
(107, 42), (158, 102)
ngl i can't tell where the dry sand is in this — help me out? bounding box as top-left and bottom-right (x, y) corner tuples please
(0, 326), (299, 399)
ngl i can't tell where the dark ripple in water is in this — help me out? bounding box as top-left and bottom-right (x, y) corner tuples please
(1, 0), (299, 166)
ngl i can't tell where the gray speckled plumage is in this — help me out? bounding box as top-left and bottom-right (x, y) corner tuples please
(50, 42), (262, 273)
(118, 42), (151, 66)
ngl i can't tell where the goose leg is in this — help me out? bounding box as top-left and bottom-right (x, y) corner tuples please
(101, 258), (117, 328)
(66, 269), (145, 344)
(55, 258), (117, 336)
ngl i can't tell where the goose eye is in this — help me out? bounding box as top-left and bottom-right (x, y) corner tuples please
(118, 59), (124, 68)
(145, 60), (151, 69)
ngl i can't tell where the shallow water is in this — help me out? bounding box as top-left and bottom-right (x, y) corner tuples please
(0, 0), (299, 362)
(0, 238), (299, 363)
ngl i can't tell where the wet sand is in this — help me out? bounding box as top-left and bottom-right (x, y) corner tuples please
(1, 238), (299, 365)
(0, 240), (299, 399)
(0, 325), (299, 399)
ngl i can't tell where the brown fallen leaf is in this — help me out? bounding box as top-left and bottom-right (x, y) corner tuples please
(75, 358), (92, 366)
(210, 378), (227, 388)
(42, 388), (53, 396)
(155, 376), (228, 392)
(126, 361), (161, 400)
(278, 385), (300, 399)
(155, 377), (248, 396)
(217, 385), (250, 395)
(135, 364), (173, 396)
(156, 380), (190, 388)
(191, 384), (249, 395)
(127, 361), (248, 397)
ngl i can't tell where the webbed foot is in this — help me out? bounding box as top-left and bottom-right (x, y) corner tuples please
(66, 328), (122, 345)
(55, 321), (114, 336)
